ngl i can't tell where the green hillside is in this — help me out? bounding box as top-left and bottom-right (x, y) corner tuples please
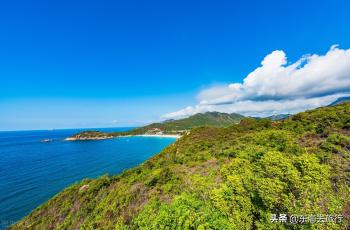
(129, 112), (245, 134)
(12, 103), (350, 229)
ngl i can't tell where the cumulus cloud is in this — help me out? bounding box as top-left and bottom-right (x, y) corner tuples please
(163, 45), (350, 119)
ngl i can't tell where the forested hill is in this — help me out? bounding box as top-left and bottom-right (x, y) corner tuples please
(12, 103), (350, 229)
(131, 112), (245, 133)
(67, 112), (245, 140)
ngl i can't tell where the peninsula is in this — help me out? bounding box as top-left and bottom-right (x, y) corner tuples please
(65, 112), (245, 141)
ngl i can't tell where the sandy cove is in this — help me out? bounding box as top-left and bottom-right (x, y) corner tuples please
(118, 134), (181, 139)
(65, 134), (181, 141)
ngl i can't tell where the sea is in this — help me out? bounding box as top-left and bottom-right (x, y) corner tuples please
(0, 128), (176, 229)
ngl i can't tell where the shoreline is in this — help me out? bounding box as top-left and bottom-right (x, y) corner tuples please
(65, 134), (181, 141)
(64, 136), (114, 141)
(126, 134), (181, 138)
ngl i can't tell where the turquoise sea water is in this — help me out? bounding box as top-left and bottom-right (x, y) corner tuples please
(0, 128), (176, 229)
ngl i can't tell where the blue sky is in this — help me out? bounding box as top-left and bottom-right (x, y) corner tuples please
(1, 0), (350, 130)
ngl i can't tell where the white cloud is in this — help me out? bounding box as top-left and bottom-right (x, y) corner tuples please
(163, 45), (350, 119)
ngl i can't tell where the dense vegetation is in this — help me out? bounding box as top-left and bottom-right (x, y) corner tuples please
(12, 103), (350, 229)
(68, 131), (114, 139)
(69, 112), (245, 139)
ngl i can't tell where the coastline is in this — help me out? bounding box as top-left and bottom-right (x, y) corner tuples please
(128, 134), (181, 138)
(64, 136), (114, 141)
(2, 129), (177, 227)
(65, 134), (181, 141)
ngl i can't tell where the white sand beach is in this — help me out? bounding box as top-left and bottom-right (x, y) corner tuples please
(118, 134), (181, 139)
(135, 134), (181, 138)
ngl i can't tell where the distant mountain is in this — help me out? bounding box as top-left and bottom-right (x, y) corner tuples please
(250, 114), (292, 121)
(266, 114), (292, 121)
(328, 96), (350, 106)
(68, 112), (245, 140)
(131, 112), (245, 134)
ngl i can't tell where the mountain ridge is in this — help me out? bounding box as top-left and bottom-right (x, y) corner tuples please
(328, 96), (350, 106)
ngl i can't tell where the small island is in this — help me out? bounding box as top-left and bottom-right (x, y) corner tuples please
(65, 131), (115, 141)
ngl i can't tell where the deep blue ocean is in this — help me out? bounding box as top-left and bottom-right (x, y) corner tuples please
(0, 128), (176, 229)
